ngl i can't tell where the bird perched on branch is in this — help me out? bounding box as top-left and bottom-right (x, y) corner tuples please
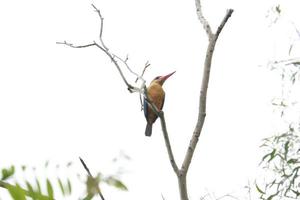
(144, 71), (175, 137)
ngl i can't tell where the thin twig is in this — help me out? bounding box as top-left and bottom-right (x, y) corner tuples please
(270, 57), (300, 66)
(113, 54), (140, 78)
(79, 157), (93, 177)
(56, 41), (96, 48)
(92, 4), (109, 51)
(135, 61), (150, 83)
(215, 9), (234, 39)
(79, 157), (105, 200)
(93, 43), (137, 92)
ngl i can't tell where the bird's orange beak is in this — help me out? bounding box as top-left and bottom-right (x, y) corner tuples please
(161, 71), (176, 81)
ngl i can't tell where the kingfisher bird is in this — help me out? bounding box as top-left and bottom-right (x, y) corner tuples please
(144, 71), (175, 137)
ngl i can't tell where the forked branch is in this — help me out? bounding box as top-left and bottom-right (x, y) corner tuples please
(175, 2), (233, 199)
(57, 4), (147, 94)
(181, 7), (233, 175)
(58, 2), (233, 200)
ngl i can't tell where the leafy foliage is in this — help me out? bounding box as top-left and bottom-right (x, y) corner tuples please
(0, 158), (128, 199)
(1, 166), (15, 181)
(258, 126), (300, 200)
(104, 176), (128, 191)
(7, 184), (26, 200)
(257, 4), (300, 200)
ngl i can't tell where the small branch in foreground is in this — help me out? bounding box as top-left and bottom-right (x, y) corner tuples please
(79, 157), (105, 200)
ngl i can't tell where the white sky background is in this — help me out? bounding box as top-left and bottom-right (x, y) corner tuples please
(0, 0), (299, 199)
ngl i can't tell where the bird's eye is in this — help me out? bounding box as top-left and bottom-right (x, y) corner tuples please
(154, 76), (161, 80)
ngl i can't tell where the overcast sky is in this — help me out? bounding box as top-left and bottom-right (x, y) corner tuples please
(0, 0), (299, 199)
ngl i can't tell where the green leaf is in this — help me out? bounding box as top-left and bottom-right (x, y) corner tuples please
(284, 141), (289, 159)
(284, 141), (289, 151)
(105, 176), (128, 191)
(57, 178), (65, 196)
(86, 175), (100, 196)
(45, 160), (49, 168)
(292, 61), (300, 66)
(287, 158), (298, 164)
(21, 165), (26, 171)
(275, 5), (281, 14)
(1, 166), (15, 180)
(82, 193), (94, 200)
(67, 178), (72, 194)
(7, 184), (26, 200)
(268, 149), (276, 162)
(291, 189), (300, 197)
(255, 183), (265, 194)
(267, 191), (279, 200)
(36, 178), (42, 194)
(66, 162), (73, 167)
(26, 181), (37, 199)
(261, 153), (271, 163)
(46, 179), (54, 199)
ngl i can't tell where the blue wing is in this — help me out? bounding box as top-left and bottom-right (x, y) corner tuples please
(143, 97), (148, 120)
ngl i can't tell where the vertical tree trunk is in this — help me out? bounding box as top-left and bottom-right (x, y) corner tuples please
(177, 172), (188, 200)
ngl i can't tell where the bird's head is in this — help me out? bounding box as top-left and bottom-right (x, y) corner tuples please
(151, 71), (176, 85)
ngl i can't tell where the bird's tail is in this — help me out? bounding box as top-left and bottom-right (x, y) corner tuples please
(145, 123), (152, 137)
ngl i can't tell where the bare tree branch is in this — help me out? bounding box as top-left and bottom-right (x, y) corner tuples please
(56, 41), (96, 48)
(171, 3), (233, 200)
(159, 111), (180, 175)
(181, 6), (233, 175)
(136, 61), (150, 83)
(59, 3), (233, 200)
(57, 5), (149, 94)
(113, 54), (140, 78)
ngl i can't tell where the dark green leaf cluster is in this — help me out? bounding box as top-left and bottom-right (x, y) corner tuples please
(257, 126), (300, 200)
